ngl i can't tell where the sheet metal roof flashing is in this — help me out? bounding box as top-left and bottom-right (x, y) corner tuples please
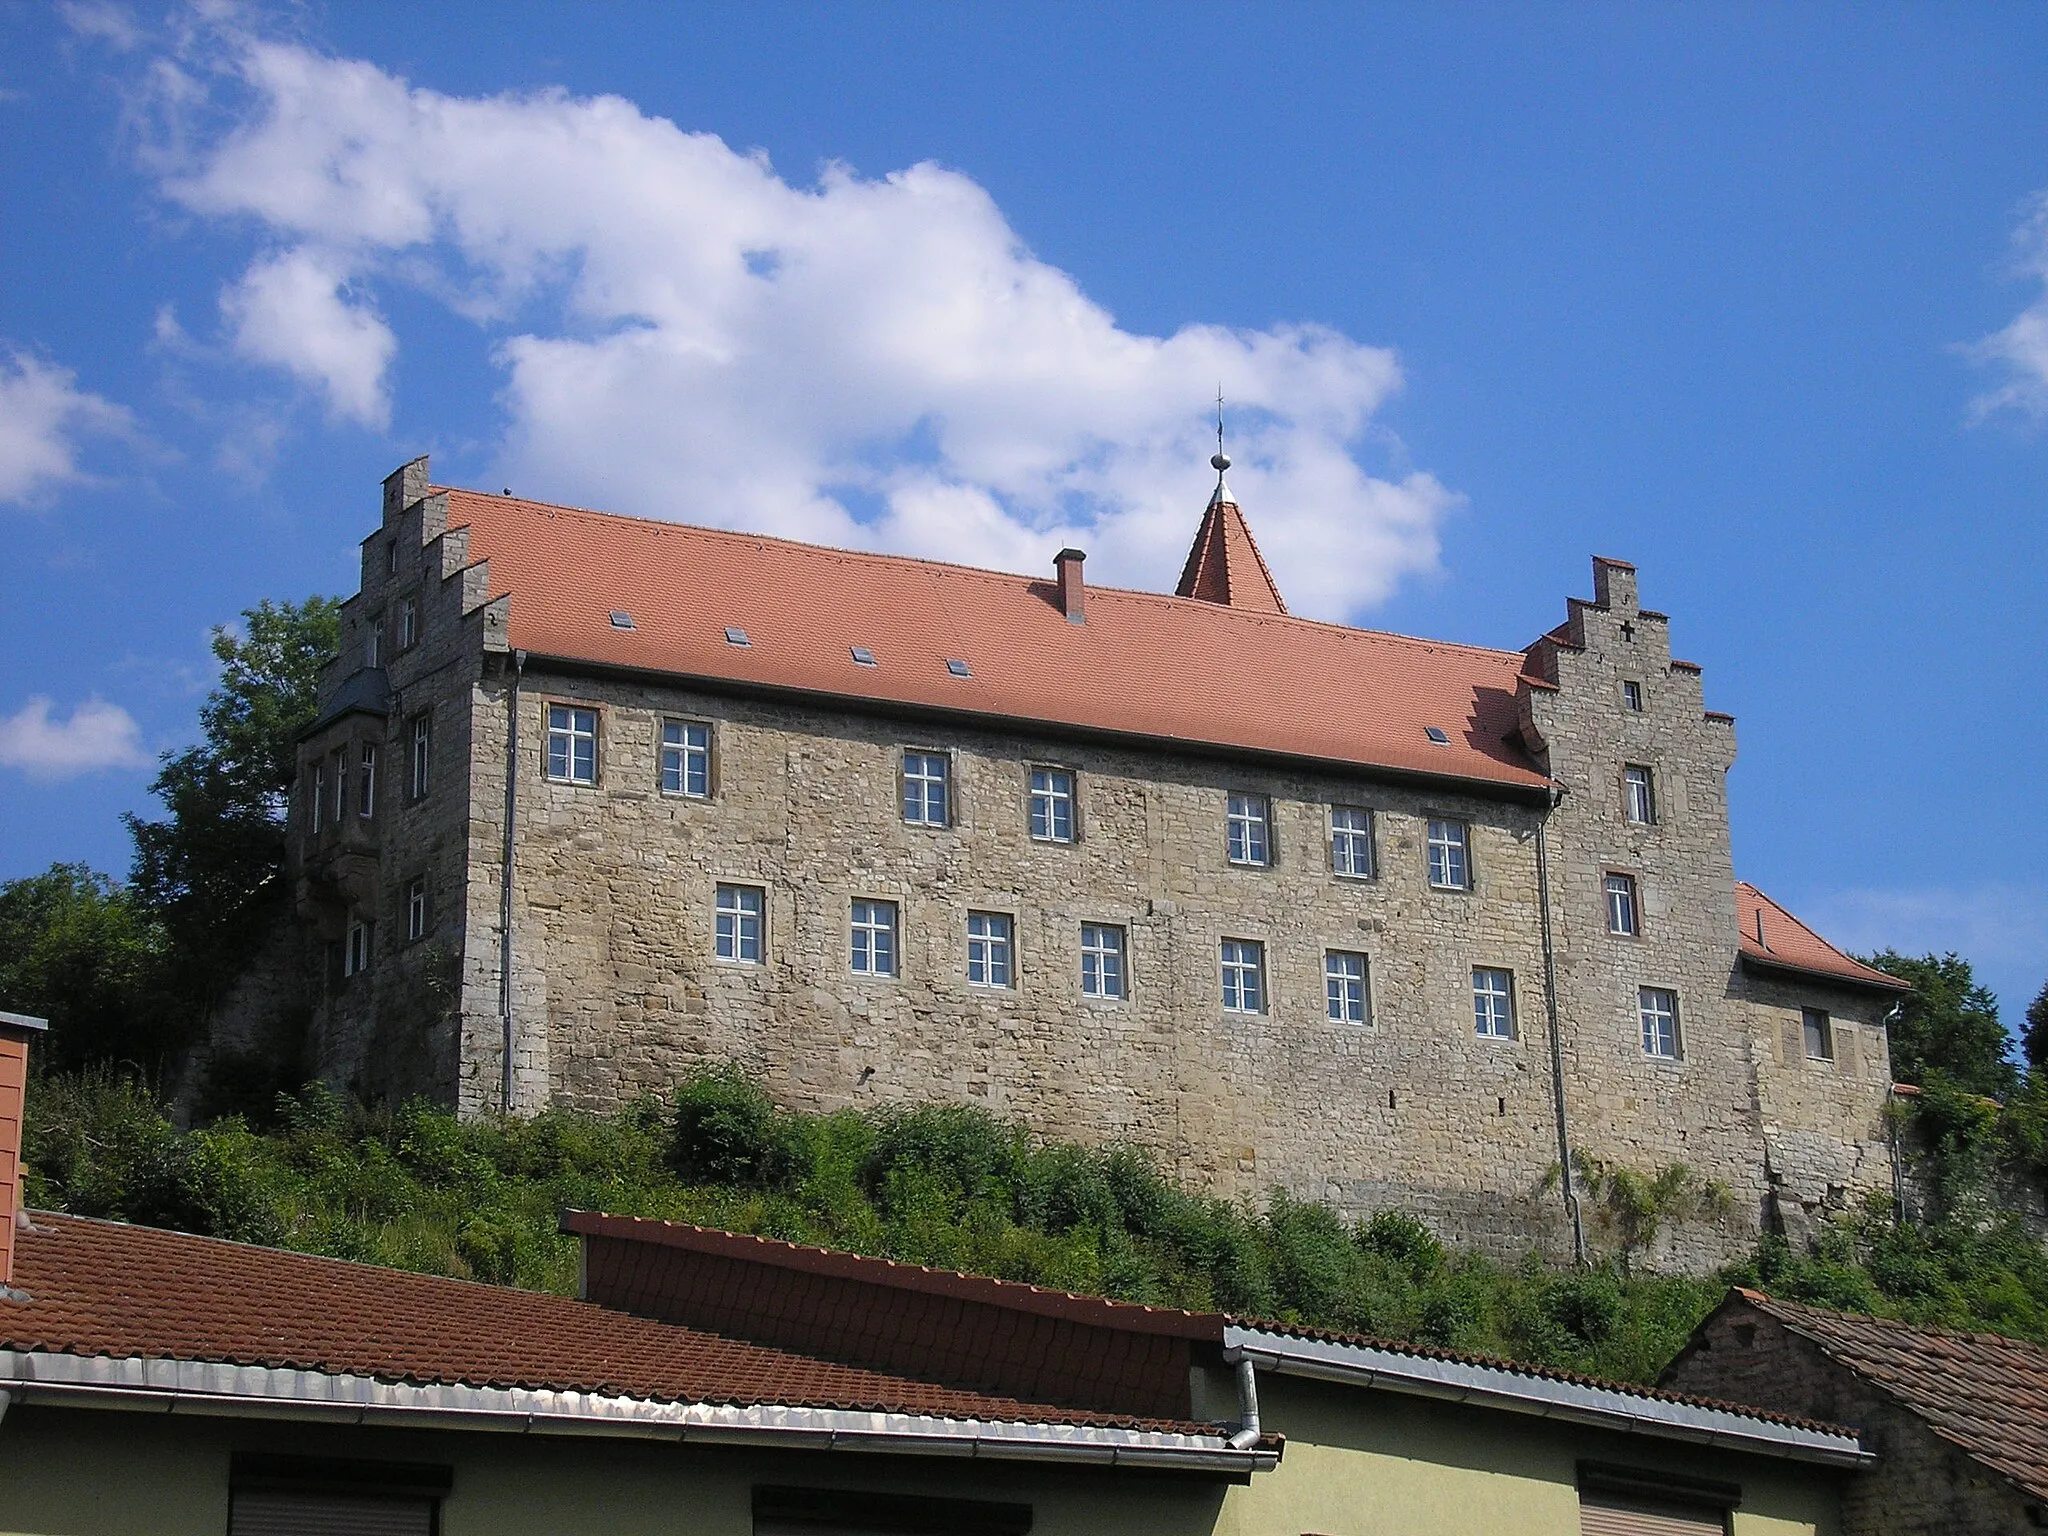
(1221, 1325), (1868, 1468)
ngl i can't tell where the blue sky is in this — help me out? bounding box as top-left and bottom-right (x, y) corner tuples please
(3, 3), (2045, 1024)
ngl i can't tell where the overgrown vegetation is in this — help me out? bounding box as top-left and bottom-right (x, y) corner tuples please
(21, 1064), (2048, 1386)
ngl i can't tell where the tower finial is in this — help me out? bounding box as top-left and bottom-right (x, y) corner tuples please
(1211, 385), (1231, 478)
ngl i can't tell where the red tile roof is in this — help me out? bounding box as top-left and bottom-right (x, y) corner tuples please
(568, 1212), (1216, 1422)
(1736, 883), (1909, 992)
(0, 1214), (1203, 1432)
(1174, 489), (1289, 614)
(1733, 1290), (2048, 1501)
(438, 488), (1551, 794)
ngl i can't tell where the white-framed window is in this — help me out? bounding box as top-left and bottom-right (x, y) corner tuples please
(1472, 967), (1516, 1039)
(1428, 818), (1470, 890)
(406, 877), (429, 942)
(358, 744), (377, 819)
(311, 763), (326, 833)
(329, 748), (347, 825)
(1326, 951), (1369, 1024)
(365, 621), (381, 668)
(1221, 939), (1265, 1013)
(1624, 764), (1658, 825)
(902, 751), (950, 826)
(399, 596), (418, 650)
(409, 714), (431, 800)
(1029, 767), (1075, 843)
(1640, 986), (1681, 1058)
(343, 916), (372, 977)
(715, 884), (765, 963)
(967, 911), (1013, 988)
(850, 899), (897, 976)
(1330, 806), (1374, 878)
(546, 704), (599, 784)
(1080, 923), (1126, 999)
(1605, 872), (1639, 935)
(1803, 1007), (1833, 1061)
(1226, 793), (1270, 866)
(661, 719), (711, 797)
(1622, 679), (1643, 712)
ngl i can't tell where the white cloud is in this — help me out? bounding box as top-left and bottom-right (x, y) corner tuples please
(0, 351), (133, 506)
(59, 1), (144, 51)
(1798, 882), (2048, 1021)
(136, 23), (1456, 617)
(1969, 190), (2048, 421)
(221, 247), (396, 427)
(0, 697), (150, 780)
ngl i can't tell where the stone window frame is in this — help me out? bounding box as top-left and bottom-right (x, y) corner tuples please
(1220, 936), (1267, 1015)
(543, 699), (603, 787)
(1329, 804), (1376, 881)
(364, 615), (383, 669)
(1622, 762), (1659, 826)
(343, 914), (373, 979)
(965, 909), (1015, 990)
(849, 896), (900, 979)
(311, 759), (327, 835)
(1602, 868), (1642, 937)
(658, 716), (715, 800)
(385, 538), (400, 576)
(1621, 678), (1643, 712)
(405, 875), (431, 944)
(398, 593), (420, 651)
(1472, 966), (1517, 1040)
(1225, 791), (1273, 868)
(1079, 921), (1127, 1002)
(358, 742), (378, 820)
(408, 711), (432, 802)
(328, 746), (348, 827)
(1639, 985), (1683, 1060)
(714, 882), (767, 965)
(1802, 1006), (1834, 1062)
(1324, 948), (1371, 1026)
(900, 748), (954, 829)
(1425, 815), (1474, 893)
(1027, 764), (1078, 845)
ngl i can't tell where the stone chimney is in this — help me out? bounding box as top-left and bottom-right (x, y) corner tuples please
(0, 1011), (48, 1288)
(1055, 548), (1087, 624)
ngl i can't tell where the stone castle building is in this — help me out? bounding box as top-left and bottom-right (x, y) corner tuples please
(275, 453), (1908, 1262)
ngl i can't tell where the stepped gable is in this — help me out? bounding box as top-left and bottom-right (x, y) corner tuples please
(439, 486), (1549, 793)
(0, 1212), (1202, 1432)
(1736, 883), (1908, 991)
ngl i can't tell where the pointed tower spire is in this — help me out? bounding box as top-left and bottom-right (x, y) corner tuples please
(1173, 419), (1289, 614)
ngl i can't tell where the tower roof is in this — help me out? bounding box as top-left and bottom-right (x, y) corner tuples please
(1173, 460), (1288, 614)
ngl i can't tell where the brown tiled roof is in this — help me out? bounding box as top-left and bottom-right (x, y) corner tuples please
(1228, 1315), (1854, 1438)
(438, 488), (1550, 794)
(568, 1212), (1217, 1421)
(1736, 883), (1909, 992)
(1174, 490), (1289, 614)
(1736, 1289), (2048, 1501)
(0, 1214), (1203, 1432)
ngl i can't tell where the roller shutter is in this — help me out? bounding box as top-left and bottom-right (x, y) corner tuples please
(1579, 1490), (1727, 1536)
(230, 1490), (436, 1536)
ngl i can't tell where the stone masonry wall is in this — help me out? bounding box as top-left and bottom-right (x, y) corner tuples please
(1663, 1305), (2040, 1535)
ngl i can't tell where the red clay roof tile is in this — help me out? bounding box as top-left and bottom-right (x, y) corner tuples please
(1174, 490), (1289, 614)
(1736, 883), (1908, 992)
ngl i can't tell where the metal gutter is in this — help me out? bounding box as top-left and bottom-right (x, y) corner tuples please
(0, 1352), (1278, 1476)
(511, 650), (1558, 808)
(1221, 1327), (1869, 1469)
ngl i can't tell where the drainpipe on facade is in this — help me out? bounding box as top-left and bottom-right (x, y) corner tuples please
(1535, 790), (1587, 1265)
(1227, 1356), (1262, 1450)
(1883, 1003), (1907, 1227)
(499, 649), (526, 1117)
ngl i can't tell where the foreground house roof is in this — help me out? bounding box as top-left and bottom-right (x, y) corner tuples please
(0, 1213), (1260, 1469)
(438, 487), (1552, 795)
(1691, 1290), (2048, 1502)
(1736, 883), (1908, 992)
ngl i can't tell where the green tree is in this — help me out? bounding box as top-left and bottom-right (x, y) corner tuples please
(0, 865), (167, 1074)
(124, 596), (340, 1027)
(2024, 979), (2048, 1072)
(1859, 951), (2015, 1097)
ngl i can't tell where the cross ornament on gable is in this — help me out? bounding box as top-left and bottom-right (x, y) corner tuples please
(1620, 621), (1635, 642)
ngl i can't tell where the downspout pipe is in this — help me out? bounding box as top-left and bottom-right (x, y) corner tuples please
(1536, 787), (1587, 1265)
(1227, 1356), (1262, 1450)
(499, 649), (526, 1116)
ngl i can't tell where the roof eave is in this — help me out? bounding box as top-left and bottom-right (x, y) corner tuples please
(1738, 950), (1911, 994)
(1221, 1326), (1869, 1469)
(511, 650), (1556, 806)
(0, 1350), (1277, 1478)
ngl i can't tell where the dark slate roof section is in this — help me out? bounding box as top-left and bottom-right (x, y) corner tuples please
(305, 666), (389, 736)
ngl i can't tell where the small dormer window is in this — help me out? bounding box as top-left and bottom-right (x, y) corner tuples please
(946, 659), (972, 678)
(608, 611), (635, 630)
(1424, 726), (1451, 746)
(851, 646), (878, 667)
(725, 627), (751, 647)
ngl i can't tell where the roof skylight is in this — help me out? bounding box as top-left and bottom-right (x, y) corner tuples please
(608, 611), (635, 630)
(725, 626), (751, 647)
(1424, 726), (1451, 745)
(851, 646), (878, 667)
(946, 659), (972, 678)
